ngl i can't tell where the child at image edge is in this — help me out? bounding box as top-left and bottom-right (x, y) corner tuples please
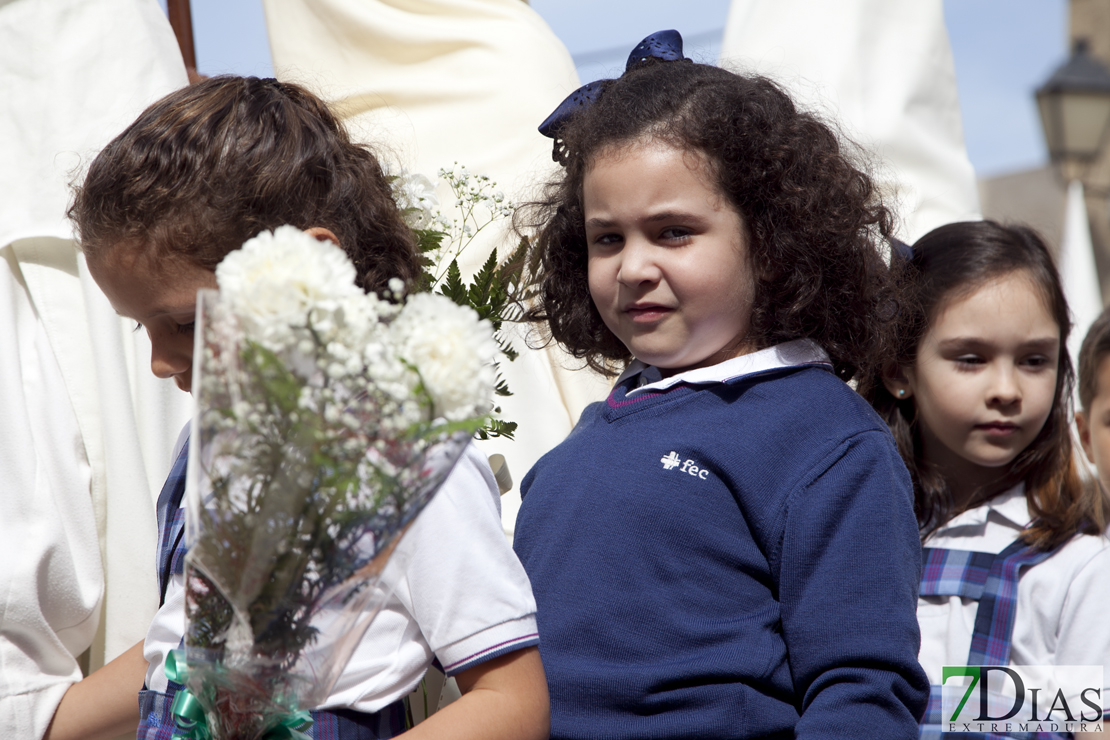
(864, 220), (1110, 738)
(46, 76), (548, 740)
(512, 31), (929, 739)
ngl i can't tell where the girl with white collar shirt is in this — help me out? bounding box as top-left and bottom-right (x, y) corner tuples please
(866, 220), (1110, 739)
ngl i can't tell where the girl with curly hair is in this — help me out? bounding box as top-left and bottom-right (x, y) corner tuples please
(50, 75), (547, 740)
(511, 31), (928, 739)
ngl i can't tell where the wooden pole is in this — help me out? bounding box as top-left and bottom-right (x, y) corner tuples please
(166, 0), (197, 73)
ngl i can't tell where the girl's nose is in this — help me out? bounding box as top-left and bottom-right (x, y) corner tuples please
(149, 336), (191, 380)
(616, 240), (661, 285)
(988, 364), (1022, 406)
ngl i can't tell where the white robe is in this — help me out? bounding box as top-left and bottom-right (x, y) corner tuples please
(720, 0), (981, 243)
(0, 1), (190, 737)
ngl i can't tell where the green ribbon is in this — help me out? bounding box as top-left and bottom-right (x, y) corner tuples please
(164, 650), (314, 740)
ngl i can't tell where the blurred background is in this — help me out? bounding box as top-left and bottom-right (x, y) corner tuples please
(160, 1), (1110, 274)
(160, 0), (1065, 181)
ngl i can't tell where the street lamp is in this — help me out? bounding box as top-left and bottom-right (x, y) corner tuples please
(1036, 38), (1109, 351)
(1037, 39), (1110, 182)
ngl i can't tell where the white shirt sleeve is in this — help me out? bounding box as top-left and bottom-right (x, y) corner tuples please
(323, 443), (538, 712)
(1013, 533), (1110, 687)
(1057, 540), (1110, 687)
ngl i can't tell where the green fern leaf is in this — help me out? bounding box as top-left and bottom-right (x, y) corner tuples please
(439, 259), (468, 306)
(416, 228), (447, 254)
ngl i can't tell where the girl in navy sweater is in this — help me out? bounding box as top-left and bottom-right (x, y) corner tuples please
(513, 30), (928, 740)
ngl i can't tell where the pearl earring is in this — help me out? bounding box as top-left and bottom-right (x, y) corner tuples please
(897, 389), (906, 398)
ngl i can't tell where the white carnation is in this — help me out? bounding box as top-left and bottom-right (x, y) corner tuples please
(391, 293), (497, 421)
(215, 226), (361, 350)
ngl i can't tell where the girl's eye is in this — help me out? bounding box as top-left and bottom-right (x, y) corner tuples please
(660, 227), (692, 241)
(1021, 354), (1051, 369)
(591, 233), (623, 247)
(176, 321), (196, 335)
(954, 354), (984, 367)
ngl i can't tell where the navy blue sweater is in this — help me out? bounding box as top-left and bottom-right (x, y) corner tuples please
(514, 365), (928, 739)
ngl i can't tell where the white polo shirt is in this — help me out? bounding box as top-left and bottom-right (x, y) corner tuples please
(917, 484), (1110, 689)
(144, 442), (538, 713)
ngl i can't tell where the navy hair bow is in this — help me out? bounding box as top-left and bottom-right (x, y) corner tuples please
(538, 30), (687, 162)
(890, 237), (914, 262)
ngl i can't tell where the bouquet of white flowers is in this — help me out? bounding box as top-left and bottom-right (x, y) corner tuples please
(176, 226), (497, 740)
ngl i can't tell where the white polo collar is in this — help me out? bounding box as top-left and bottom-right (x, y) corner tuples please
(940, 483), (1030, 530)
(619, 339), (832, 398)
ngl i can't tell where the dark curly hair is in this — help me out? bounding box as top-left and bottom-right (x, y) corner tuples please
(519, 60), (895, 379)
(860, 220), (1104, 550)
(70, 75), (418, 294)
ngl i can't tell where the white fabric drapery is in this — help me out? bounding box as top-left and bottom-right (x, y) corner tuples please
(0, 1), (190, 736)
(720, 0), (981, 243)
(1060, 180), (1103, 372)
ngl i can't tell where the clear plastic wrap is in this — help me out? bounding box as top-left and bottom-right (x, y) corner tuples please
(176, 228), (496, 739)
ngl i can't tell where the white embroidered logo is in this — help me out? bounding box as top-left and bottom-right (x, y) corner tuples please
(660, 451), (682, 470)
(660, 451), (710, 479)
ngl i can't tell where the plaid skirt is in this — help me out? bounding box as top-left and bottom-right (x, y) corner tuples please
(137, 686), (408, 740)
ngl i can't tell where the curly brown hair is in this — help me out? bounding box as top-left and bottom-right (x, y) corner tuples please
(860, 220), (1105, 550)
(519, 60), (895, 380)
(70, 75), (418, 294)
